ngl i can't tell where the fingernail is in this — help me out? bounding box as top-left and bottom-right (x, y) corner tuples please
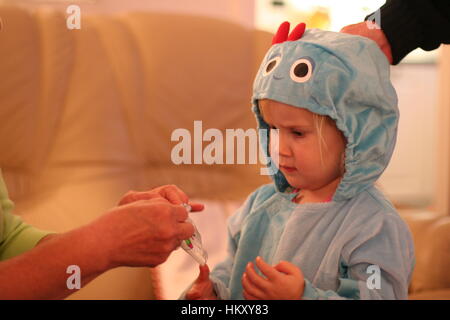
(182, 203), (192, 212)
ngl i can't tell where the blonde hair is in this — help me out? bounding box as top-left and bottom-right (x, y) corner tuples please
(313, 113), (345, 175)
(313, 113), (328, 166)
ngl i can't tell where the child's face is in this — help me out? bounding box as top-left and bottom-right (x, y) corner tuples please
(260, 99), (346, 196)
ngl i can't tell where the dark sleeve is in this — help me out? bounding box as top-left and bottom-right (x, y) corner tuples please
(366, 0), (450, 64)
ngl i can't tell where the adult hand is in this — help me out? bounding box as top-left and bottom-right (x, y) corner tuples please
(340, 22), (393, 64)
(91, 185), (205, 269)
(119, 184), (204, 212)
(0, 185), (204, 299)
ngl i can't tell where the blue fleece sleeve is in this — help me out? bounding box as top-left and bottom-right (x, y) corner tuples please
(303, 213), (415, 300)
(209, 189), (260, 299)
(302, 278), (360, 300)
(180, 186), (263, 300)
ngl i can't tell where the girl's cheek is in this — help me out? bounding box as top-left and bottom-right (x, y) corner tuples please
(269, 128), (280, 152)
(269, 139), (280, 168)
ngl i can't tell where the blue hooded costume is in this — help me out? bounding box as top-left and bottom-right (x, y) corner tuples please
(186, 23), (415, 300)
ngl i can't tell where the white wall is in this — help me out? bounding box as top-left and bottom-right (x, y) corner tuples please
(378, 64), (438, 208)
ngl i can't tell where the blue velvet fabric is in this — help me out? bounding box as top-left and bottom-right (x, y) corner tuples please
(252, 29), (399, 201)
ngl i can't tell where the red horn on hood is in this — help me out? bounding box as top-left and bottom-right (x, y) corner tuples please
(272, 21), (290, 45)
(287, 22), (306, 41)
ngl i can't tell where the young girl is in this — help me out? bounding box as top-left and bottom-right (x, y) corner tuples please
(184, 22), (415, 300)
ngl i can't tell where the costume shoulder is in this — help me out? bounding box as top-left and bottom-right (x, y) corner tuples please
(228, 183), (277, 237)
(340, 186), (414, 266)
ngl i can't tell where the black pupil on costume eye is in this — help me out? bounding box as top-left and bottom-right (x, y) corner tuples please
(266, 60), (276, 73)
(294, 62), (309, 77)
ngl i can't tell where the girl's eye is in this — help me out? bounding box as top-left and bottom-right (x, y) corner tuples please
(293, 131), (304, 137)
(263, 56), (281, 76)
(290, 57), (314, 83)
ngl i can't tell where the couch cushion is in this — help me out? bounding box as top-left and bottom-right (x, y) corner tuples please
(401, 211), (450, 293)
(116, 12), (273, 200)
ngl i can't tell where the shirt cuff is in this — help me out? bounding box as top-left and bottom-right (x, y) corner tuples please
(0, 224), (54, 261)
(301, 279), (319, 300)
(301, 278), (360, 300)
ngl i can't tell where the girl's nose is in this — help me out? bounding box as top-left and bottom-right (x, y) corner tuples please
(279, 139), (292, 157)
(271, 129), (291, 158)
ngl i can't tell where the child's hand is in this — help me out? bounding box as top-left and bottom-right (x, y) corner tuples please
(242, 256), (305, 300)
(185, 264), (217, 300)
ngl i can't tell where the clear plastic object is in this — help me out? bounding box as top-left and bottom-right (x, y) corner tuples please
(180, 204), (208, 265)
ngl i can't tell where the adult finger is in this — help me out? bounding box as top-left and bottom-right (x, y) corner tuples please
(157, 185), (189, 205)
(189, 202), (205, 212)
(255, 256), (279, 281)
(340, 23), (358, 34)
(174, 205), (189, 222)
(245, 262), (270, 291)
(118, 190), (161, 206)
(340, 22), (393, 64)
(177, 221), (195, 240)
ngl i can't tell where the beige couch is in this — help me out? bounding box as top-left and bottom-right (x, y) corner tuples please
(0, 5), (449, 299)
(401, 211), (450, 299)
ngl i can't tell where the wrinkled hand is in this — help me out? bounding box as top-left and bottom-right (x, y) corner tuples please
(90, 185), (204, 269)
(340, 22), (393, 64)
(119, 184), (204, 211)
(186, 264), (217, 300)
(242, 257), (305, 300)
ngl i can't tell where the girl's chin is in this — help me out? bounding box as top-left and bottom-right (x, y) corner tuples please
(284, 177), (305, 189)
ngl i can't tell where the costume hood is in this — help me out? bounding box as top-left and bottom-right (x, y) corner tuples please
(252, 22), (399, 201)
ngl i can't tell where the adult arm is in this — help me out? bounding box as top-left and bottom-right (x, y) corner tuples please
(0, 185), (202, 299)
(372, 0), (450, 64)
(341, 0), (450, 64)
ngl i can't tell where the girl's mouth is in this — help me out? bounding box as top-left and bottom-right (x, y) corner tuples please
(280, 165), (297, 173)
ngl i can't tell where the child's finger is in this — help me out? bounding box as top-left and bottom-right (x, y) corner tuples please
(255, 256), (279, 281)
(245, 262), (270, 291)
(274, 260), (301, 277)
(243, 289), (259, 300)
(242, 273), (265, 298)
(186, 289), (201, 300)
(197, 264), (210, 282)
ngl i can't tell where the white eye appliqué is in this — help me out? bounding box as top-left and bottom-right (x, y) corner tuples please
(290, 57), (314, 83)
(263, 56), (281, 76)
